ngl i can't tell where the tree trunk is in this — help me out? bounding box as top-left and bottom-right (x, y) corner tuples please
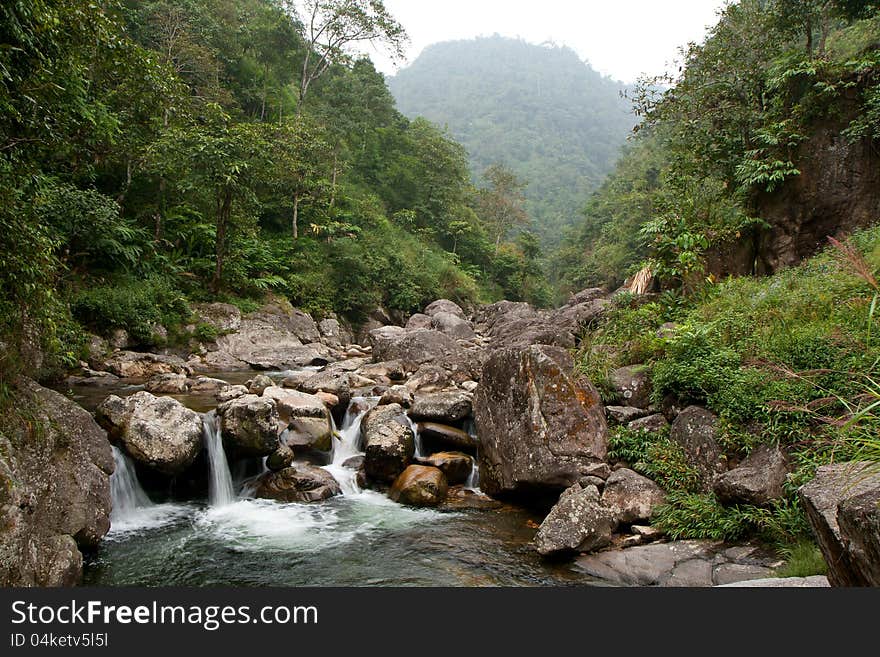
(213, 188), (232, 294)
(292, 194), (300, 240)
(260, 62), (269, 121)
(329, 153), (338, 209)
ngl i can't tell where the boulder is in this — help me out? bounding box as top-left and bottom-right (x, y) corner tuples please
(95, 351), (191, 378)
(216, 384), (248, 403)
(669, 406), (726, 488)
(430, 312), (476, 340)
(248, 374), (274, 395)
(566, 288), (606, 306)
(475, 345), (608, 497)
(424, 299), (467, 320)
(299, 370), (352, 411)
(609, 365), (652, 408)
(317, 317), (352, 347)
(405, 314), (433, 330)
(361, 404), (415, 482)
(601, 468), (667, 525)
(266, 444), (296, 472)
(144, 372), (189, 394)
(217, 394), (281, 457)
(403, 365), (452, 393)
(369, 329), (481, 380)
(379, 385), (413, 408)
(253, 465), (341, 503)
(605, 406), (649, 425)
(418, 452), (474, 485)
(484, 305), (575, 350)
(409, 390), (473, 424)
(389, 465), (449, 507)
(799, 462), (880, 587)
(418, 422), (479, 454)
(713, 445), (790, 507)
(188, 376), (228, 393)
(533, 484), (615, 556)
(0, 380), (113, 586)
(628, 414), (669, 434)
(552, 299), (609, 333)
(96, 392), (202, 475)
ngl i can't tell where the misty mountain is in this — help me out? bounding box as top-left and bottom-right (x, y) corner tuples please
(388, 35), (637, 248)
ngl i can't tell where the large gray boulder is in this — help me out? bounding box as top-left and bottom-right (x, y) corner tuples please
(424, 299), (467, 320)
(369, 329), (481, 380)
(216, 394), (281, 457)
(409, 390), (473, 424)
(253, 465), (341, 503)
(799, 462), (880, 587)
(262, 387), (332, 452)
(97, 391), (202, 475)
(405, 314), (433, 330)
(669, 406), (726, 488)
(552, 299), (609, 334)
(534, 484), (615, 556)
(714, 445), (790, 507)
(475, 345), (608, 497)
(430, 312), (475, 340)
(95, 351), (191, 378)
(361, 403), (415, 482)
(601, 468), (667, 525)
(0, 380), (114, 586)
(478, 302), (575, 351)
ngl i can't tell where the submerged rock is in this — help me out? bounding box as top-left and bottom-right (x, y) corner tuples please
(362, 404), (415, 483)
(0, 380), (113, 586)
(97, 391), (202, 475)
(533, 484), (615, 557)
(389, 465), (449, 507)
(254, 465), (341, 503)
(475, 344), (608, 497)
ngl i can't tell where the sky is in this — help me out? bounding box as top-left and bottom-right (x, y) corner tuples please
(368, 0), (730, 83)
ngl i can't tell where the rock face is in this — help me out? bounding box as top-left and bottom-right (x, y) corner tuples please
(476, 301), (575, 350)
(389, 465), (449, 507)
(409, 391), (473, 423)
(0, 380), (113, 586)
(362, 404), (415, 482)
(799, 462), (880, 587)
(216, 394), (281, 457)
(475, 345), (608, 497)
(601, 468), (667, 525)
(573, 540), (778, 587)
(97, 392), (203, 475)
(713, 445), (790, 507)
(254, 465), (341, 503)
(669, 406), (726, 488)
(609, 366), (651, 409)
(533, 484), (615, 556)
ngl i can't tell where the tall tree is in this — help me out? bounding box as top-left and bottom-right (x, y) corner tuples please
(478, 163), (530, 252)
(285, 0), (407, 106)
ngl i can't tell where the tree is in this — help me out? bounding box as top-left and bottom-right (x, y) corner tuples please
(285, 0), (407, 106)
(478, 163), (530, 252)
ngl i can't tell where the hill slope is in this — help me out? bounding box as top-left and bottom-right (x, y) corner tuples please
(389, 36), (636, 248)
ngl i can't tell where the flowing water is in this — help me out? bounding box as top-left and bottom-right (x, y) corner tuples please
(69, 373), (589, 587)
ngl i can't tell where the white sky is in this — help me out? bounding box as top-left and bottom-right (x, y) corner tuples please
(368, 0), (730, 82)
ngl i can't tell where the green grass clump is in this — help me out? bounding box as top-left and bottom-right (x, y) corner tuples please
(775, 539), (828, 578)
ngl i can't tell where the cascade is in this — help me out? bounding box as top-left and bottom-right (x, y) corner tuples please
(109, 446), (153, 523)
(203, 411), (236, 506)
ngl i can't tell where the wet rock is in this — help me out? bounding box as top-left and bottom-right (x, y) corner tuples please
(475, 345), (608, 497)
(628, 414), (669, 434)
(418, 452), (474, 485)
(362, 404), (415, 483)
(254, 465), (341, 503)
(217, 394), (281, 457)
(610, 365), (652, 408)
(379, 385), (413, 408)
(266, 444), (296, 471)
(248, 374), (274, 395)
(714, 445), (790, 507)
(144, 373), (189, 394)
(216, 384), (248, 403)
(431, 312), (475, 340)
(601, 468), (667, 525)
(669, 406), (726, 488)
(389, 465), (449, 507)
(605, 406), (648, 425)
(799, 462), (880, 587)
(424, 299), (467, 320)
(405, 313), (433, 330)
(440, 487), (504, 511)
(409, 390), (473, 423)
(534, 484), (615, 556)
(97, 392), (202, 476)
(0, 380), (113, 586)
(418, 422), (478, 453)
(95, 351), (191, 378)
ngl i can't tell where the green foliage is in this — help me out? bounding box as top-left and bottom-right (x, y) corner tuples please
(608, 427), (703, 493)
(775, 539), (829, 578)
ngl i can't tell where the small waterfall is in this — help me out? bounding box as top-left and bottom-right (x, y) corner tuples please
(203, 411), (236, 506)
(110, 446), (153, 522)
(404, 414), (424, 459)
(463, 420), (481, 492)
(325, 397), (378, 495)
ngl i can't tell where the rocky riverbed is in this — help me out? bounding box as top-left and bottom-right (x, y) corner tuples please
(3, 290), (877, 587)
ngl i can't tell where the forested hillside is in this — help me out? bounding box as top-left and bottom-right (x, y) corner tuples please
(0, 0), (552, 389)
(389, 36), (636, 249)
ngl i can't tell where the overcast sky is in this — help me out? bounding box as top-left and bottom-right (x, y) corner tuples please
(368, 0), (730, 83)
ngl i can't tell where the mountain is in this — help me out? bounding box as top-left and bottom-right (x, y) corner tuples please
(388, 35), (637, 248)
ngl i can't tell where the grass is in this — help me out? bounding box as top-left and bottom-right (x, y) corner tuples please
(775, 540), (828, 578)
